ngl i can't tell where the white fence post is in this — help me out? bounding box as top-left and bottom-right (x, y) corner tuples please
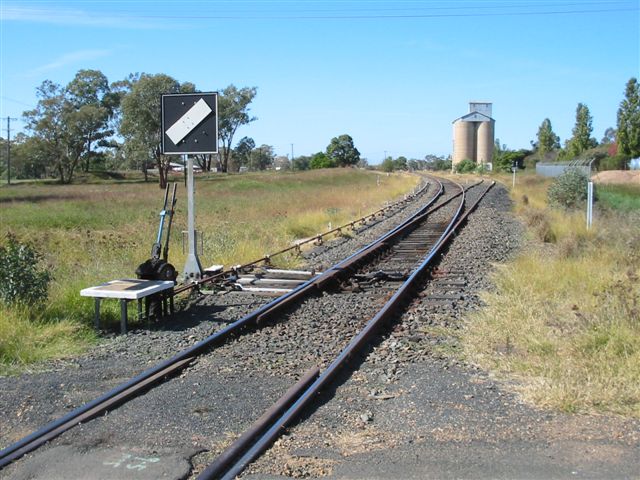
(587, 181), (593, 229)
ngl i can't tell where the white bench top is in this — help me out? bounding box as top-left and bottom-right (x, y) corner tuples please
(80, 279), (175, 300)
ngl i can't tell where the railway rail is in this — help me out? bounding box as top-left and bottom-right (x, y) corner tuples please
(198, 178), (493, 479)
(0, 175), (494, 478)
(172, 176), (433, 296)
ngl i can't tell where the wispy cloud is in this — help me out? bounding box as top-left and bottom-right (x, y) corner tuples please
(1, 4), (164, 29)
(26, 49), (113, 77)
(400, 38), (447, 52)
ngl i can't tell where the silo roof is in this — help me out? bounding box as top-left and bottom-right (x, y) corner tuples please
(452, 111), (494, 123)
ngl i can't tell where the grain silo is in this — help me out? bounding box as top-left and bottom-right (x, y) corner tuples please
(477, 120), (494, 165)
(452, 102), (495, 168)
(453, 120), (476, 164)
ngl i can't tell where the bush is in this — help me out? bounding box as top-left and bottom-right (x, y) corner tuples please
(455, 158), (476, 173)
(476, 163), (490, 174)
(495, 150), (528, 173)
(309, 152), (336, 169)
(380, 158), (395, 173)
(0, 234), (52, 306)
(598, 154), (629, 171)
(426, 158), (452, 171)
(547, 168), (591, 209)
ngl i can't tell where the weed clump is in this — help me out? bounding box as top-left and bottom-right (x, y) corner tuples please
(0, 234), (52, 306)
(522, 207), (556, 243)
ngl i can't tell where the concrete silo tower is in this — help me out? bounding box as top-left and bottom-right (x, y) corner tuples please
(452, 102), (495, 168)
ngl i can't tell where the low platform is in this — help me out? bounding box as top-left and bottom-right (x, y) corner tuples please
(80, 279), (175, 334)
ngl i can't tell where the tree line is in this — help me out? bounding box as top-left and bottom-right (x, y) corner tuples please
(452, 77), (639, 175)
(370, 78), (639, 175)
(378, 154), (451, 173)
(1, 70), (264, 186)
(502, 77), (639, 172)
(1, 69), (376, 186)
(7, 71), (634, 183)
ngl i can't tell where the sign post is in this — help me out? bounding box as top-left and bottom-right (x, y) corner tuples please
(184, 154), (202, 280)
(161, 93), (218, 282)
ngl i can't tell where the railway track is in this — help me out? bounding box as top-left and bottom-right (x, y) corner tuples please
(197, 178), (493, 479)
(0, 175), (494, 478)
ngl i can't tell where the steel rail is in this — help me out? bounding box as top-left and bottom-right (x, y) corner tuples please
(0, 357), (194, 468)
(253, 179), (452, 323)
(0, 176), (443, 469)
(173, 176), (442, 296)
(284, 179), (478, 295)
(231, 177), (433, 269)
(0, 276), (334, 467)
(197, 366), (320, 480)
(173, 176), (434, 295)
(210, 180), (496, 480)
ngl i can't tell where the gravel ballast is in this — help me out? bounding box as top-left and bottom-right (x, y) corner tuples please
(1, 178), (638, 480)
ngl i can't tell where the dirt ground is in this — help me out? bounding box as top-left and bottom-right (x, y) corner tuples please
(591, 170), (640, 184)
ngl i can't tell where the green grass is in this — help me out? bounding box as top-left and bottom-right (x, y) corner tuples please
(596, 183), (640, 212)
(0, 169), (418, 374)
(462, 174), (640, 417)
(0, 304), (95, 375)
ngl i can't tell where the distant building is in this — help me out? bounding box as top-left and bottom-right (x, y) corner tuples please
(169, 161), (202, 173)
(452, 102), (495, 167)
(273, 155), (291, 171)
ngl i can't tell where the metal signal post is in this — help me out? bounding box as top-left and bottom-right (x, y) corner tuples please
(160, 92), (218, 283)
(183, 155), (203, 281)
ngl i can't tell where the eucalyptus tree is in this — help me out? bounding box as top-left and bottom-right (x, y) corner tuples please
(119, 73), (195, 187)
(249, 144), (274, 171)
(394, 156), (408, 170)
(292, 155), (311, 170)
(22, 69), (118, 183)
(380, 157), (394, 172)
(601, 127), (616, 145)
(10, 134), (49, 179)
(217, 85), (257, 172)
(424, 154), (450, 171)
(66, 69), (118, 172)
(23, 80), (83, 183)
(326, 134), (360, 167)
(232, 136), (255, 171)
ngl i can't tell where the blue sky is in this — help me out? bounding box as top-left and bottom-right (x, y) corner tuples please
(1, 1), (639, 162)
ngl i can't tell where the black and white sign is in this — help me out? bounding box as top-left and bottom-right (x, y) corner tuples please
(161, 93), (218, 155)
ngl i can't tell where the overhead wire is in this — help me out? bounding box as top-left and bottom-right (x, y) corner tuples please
(3, 0), (638, 21)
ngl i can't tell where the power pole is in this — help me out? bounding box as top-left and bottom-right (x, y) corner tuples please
(290, 143), (294, 165)
(5, 116), (18, 185)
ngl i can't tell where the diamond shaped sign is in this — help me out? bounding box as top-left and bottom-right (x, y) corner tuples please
(161, 93), (218, 155)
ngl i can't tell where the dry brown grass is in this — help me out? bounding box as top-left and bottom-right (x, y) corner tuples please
(463, 173), (640, 417)
(0, 169), (419, 372)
